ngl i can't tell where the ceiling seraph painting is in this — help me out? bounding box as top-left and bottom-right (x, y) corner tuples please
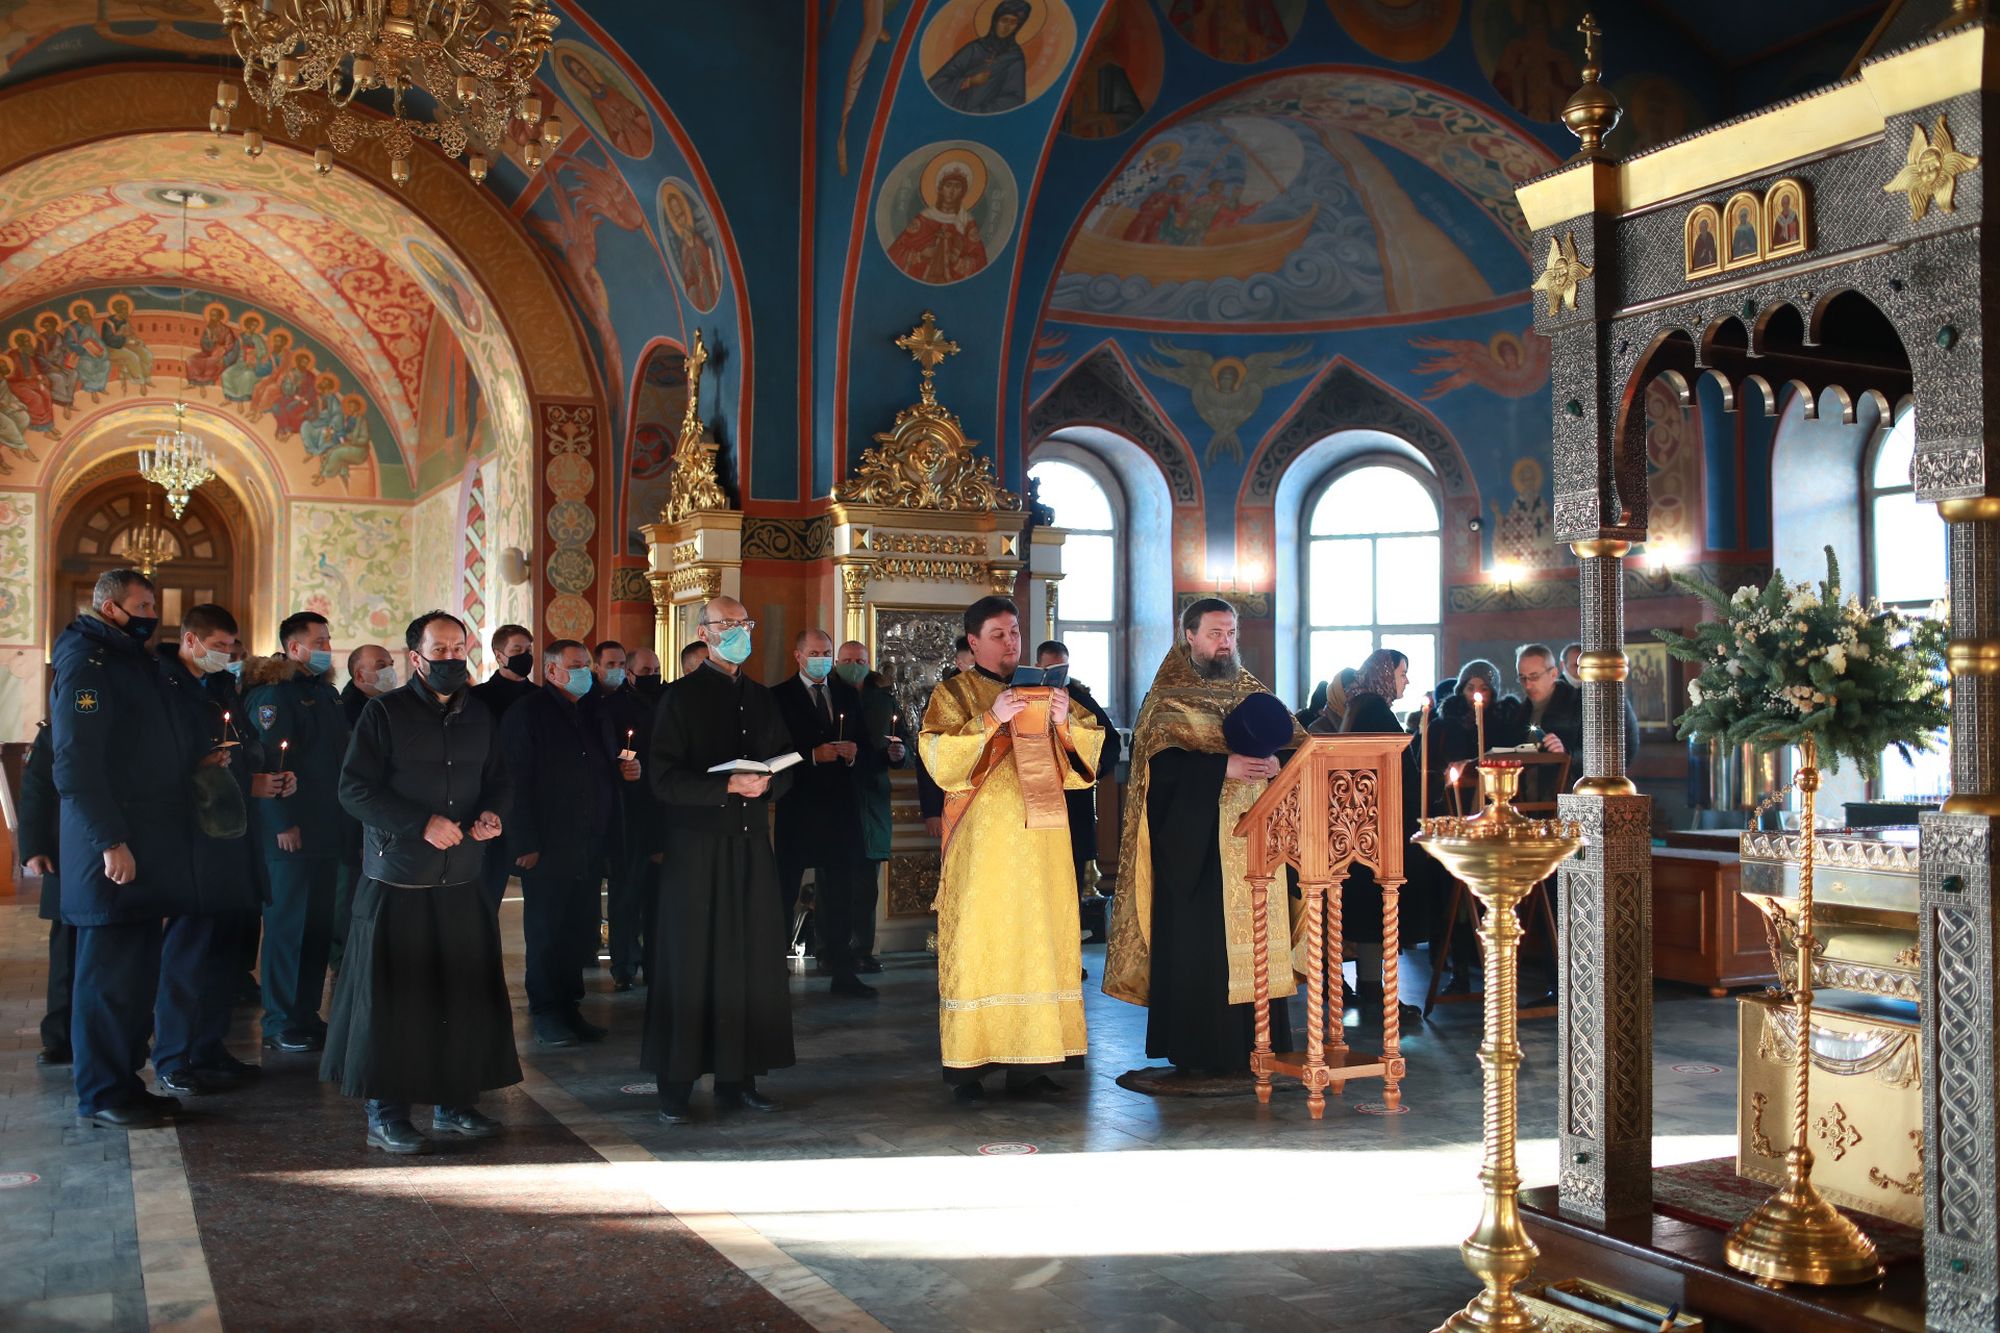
(875, 141), (1019, 285)
(921, 0), (1079, 115)
(1060, 0), (1164, 140)
(1050, 71), (1555, 325)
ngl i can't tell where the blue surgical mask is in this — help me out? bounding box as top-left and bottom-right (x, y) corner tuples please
(601, 666), (626, 690)
(715, 626), (753, 665)
(803, 654), (833, 681)
(560, 666), (593, 698)
(306, 648), (334, 675)
(225, 660), (244, 679)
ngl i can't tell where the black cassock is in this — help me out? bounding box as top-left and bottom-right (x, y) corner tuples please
(641, 663), (797, 1084)
(1143, 749), (1293, 1074)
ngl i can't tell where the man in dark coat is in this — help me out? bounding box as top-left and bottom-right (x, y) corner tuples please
(325, 610), (519, 1155)
(152, 604), (273, 1094)
(20, 723), (68, 1066)
(51, 569), (235, 1128)
(594, 639), (662, 992)
(330, 643), (396, 974)
(771, 628), (873, 998)
(1034, 640), (1122, 891)
(243, 611), (349, 1053)
(628, 645), (666, 704)
(643, 595), (797, 1122)
(471, 622), (535, 912)
(501, 639), (639, 1046)
(835, 640), (907, 973)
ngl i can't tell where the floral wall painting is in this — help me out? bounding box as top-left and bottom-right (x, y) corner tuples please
(1471, 0), (1581, 123)
(1326, 0), (1461, 62)
(921, 0), (1079, 115)
(874, 141), (1019, 285)
(1060, 0), (1164, 140)
(624, 344), (689, 554)
(1683, 202), (1721, 280)
(1166, 0), (1307, 64)
(0, 491), (36, 643)
(657, 179), (724, 314)
(287, 501), (413, 648)
(1723, 190), (1762, 269)
(1409, 328), (1549, 400)
(549, 40), (655, 159)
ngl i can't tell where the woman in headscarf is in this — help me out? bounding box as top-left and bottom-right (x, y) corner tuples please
(1332, 649), (1422, 1026)
(1418, 658), (1523, 993)
(927, 0), (1032, 113)
(1295, 679), (1329, 731)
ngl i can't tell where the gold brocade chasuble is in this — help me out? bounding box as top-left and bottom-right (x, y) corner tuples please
(920, 670), (1105, 1071)
(1104, 645), (1307, 1007)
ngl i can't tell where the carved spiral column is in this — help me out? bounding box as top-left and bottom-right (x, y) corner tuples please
(1556, 537), (1654, 1224)
(1921, 498), (2000, 1330)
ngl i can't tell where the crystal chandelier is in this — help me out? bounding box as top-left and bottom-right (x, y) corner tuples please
(214, 0), (564, 185)
(140, 402), (216, 520)
(121, 490), (178, 579)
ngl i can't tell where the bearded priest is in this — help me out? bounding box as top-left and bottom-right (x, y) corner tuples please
(920, 595), (1104, 1103)
(1104, 598), (1304, 1076)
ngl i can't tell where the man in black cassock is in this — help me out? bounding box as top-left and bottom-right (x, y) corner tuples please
(642, 595), (797, 1123)
(1034, 640), (1121, 903)
(1105, 599), (1297, 1076)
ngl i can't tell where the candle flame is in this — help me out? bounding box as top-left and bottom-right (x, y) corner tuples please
(1447, 763), (1464, 782)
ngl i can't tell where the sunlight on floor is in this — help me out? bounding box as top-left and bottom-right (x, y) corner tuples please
(255, 1133), (1737, 1262)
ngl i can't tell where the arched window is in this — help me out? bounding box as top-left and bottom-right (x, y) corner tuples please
(1030, 456), (1120, 709)
(1303, 462), (1440, 712)
(1863, 408), (1949, 801)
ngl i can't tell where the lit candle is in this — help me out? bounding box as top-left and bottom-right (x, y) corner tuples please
(1419, 699), (1431, 817)
(277, 738), (289, 774)
(1446, 762), (1465, 818)
(222, 710), (234, 743)
(1474, 692), (1486, 760)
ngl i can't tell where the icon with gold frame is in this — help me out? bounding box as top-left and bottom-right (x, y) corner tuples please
(1683, 202), (1722, 279)
(1763, 177), (1808, 260)
(1722, 191), (1763, 269)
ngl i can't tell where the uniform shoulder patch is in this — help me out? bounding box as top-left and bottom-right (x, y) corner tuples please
(256, 704), (278, 731)
(74, 688), (99, 714)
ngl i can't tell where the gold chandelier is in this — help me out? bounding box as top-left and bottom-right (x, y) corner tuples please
(121, 490), (179, 579)
(140, 402), (216, 520)
(214, 0), (564, 185)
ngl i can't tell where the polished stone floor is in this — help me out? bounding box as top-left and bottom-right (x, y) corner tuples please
(0, 885), (1744, 1331)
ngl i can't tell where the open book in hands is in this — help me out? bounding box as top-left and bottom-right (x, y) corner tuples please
(706, 752), (805, 775)
(1008, 664), (1069, 688)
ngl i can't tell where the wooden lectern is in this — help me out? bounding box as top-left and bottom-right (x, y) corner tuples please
(1236, 733), (1414, 1119)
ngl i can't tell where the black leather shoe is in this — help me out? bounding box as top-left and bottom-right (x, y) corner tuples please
(157, 1068), (222, 1097)
(533, 1018), (577, 1047)
(195, 1053), (262, 1082)
(857, 956), (883, 974)
(431, 1106), (501, 1139)
(612, 976), (634, 993)
(952, 1082), (986, 1105)
(1005, 1075), (1068, 1101)
(367, 1120), (433, 1155)
(719, 1088), (782, 1113)
(829, 974), (878, 999)
(37, 1045), (72, 1067)
(657, 1098), (692, 1125)
(81, 1101), (164, 1130)
(567, 1014), (609, 1043)
(263, 1030), (317, 1053)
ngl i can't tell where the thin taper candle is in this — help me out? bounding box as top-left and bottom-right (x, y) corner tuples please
(1419, 700), (1431, 817)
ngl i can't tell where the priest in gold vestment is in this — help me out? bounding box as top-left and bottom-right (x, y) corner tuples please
(1105, 598), (1305, 1074)
(921, 596), (1104, 1102)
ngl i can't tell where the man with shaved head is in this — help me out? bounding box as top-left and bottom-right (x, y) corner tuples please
(771, 627), (872, 997)
(641, 596), (798, 1121)
(626, 645), (665, 703)
(835, 639), (905, 973)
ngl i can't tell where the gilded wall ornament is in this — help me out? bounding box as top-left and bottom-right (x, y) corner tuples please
(1883, 115), (1979, 221)
(1532, 233), (1593, 313)
(836, 313), (1022, 513)
(662, 330), (731, 523)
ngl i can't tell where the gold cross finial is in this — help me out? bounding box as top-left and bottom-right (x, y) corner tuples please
(896, 312), (960, 406)
(682, 329), (707, 433)
(1578, 12), (1601, 66)
(1561, 12), (1621, 160)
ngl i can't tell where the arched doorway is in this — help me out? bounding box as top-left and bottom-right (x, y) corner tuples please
(54, 475), (241, 639)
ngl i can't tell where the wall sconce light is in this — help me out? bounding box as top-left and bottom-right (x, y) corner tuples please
(1643, 539), (1688, 571)
(1492, 558), (1525, 595)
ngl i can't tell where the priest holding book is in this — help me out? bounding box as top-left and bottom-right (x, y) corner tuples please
(920, 595), (1104, 1102)
(641, 596), (798, 1122)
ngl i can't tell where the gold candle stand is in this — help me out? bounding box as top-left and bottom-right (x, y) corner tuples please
(1416, 761), (1582, 1333)
(1722, 735), (1882, 1286)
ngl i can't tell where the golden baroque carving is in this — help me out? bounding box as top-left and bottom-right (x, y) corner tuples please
(836, 313), (1021, 513)
(874, 533), (983, 557)
(1883, 115), (1979, 221)
(662, 330), (732, 523)
(1868, 1130), (1923, 1195)
(875, 557), (991, 584)
(841, 563), (872, 603)
(1531, 232), (1593, 313)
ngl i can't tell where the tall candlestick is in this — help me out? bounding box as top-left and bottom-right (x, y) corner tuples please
(1419, 700), (1431, 816)
(1474, 692), (1486, 764)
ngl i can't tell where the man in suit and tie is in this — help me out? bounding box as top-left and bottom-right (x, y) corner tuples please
(770, 628), (874, 998)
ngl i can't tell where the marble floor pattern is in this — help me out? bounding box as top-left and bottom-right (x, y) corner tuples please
(0, 885), (1744, 1331)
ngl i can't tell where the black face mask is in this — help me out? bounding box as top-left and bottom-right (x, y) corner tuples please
(633, 672), (663, 695)
(118, 611), (159, 643)
(423, 658), (471, 695)
(504, 651), (533, 677)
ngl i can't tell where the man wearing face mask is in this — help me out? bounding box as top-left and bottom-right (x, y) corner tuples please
(51, 570), (214, 1127)
(594, 639), (663, 992)
(325, 611), (518, 1155)
(152, 603), (281, 1094)
(771, 628), (872, 998)
(643, 596), (797, 1121)
(834, 640), (905, 974)
(243, 610), (349, 1054)
(471, 624), (535, 912)
(627, 645), (666, 703)
(502, 639), (640, 1045)
(330, 644), (396, 976)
